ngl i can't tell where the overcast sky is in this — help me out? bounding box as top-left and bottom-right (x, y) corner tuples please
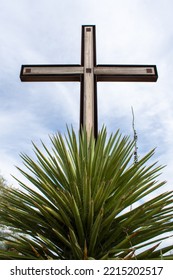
(0, 0), (173, 195)
(1, 0), (173, 251)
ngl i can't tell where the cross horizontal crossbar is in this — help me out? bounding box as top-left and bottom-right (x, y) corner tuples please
(20, 64), (157, 82)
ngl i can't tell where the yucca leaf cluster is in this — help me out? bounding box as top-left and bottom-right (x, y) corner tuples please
(0, 127), (173, 259)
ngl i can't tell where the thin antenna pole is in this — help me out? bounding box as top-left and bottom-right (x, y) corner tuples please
(131, 106), (138, 164)
(130, 107), (138, 213)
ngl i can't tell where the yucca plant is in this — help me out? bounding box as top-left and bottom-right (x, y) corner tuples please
(0, 127), (173, 259)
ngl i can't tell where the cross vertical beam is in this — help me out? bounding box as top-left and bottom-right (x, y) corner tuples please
(80, 26), (97, 138)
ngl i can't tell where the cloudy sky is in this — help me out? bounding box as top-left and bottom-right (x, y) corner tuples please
(0, 0), (173, 196)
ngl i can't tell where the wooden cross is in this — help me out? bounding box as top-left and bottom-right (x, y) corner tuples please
(20, 25), (158, 138)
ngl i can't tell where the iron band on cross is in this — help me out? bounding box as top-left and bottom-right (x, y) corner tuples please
(20, 25), (158, 139)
